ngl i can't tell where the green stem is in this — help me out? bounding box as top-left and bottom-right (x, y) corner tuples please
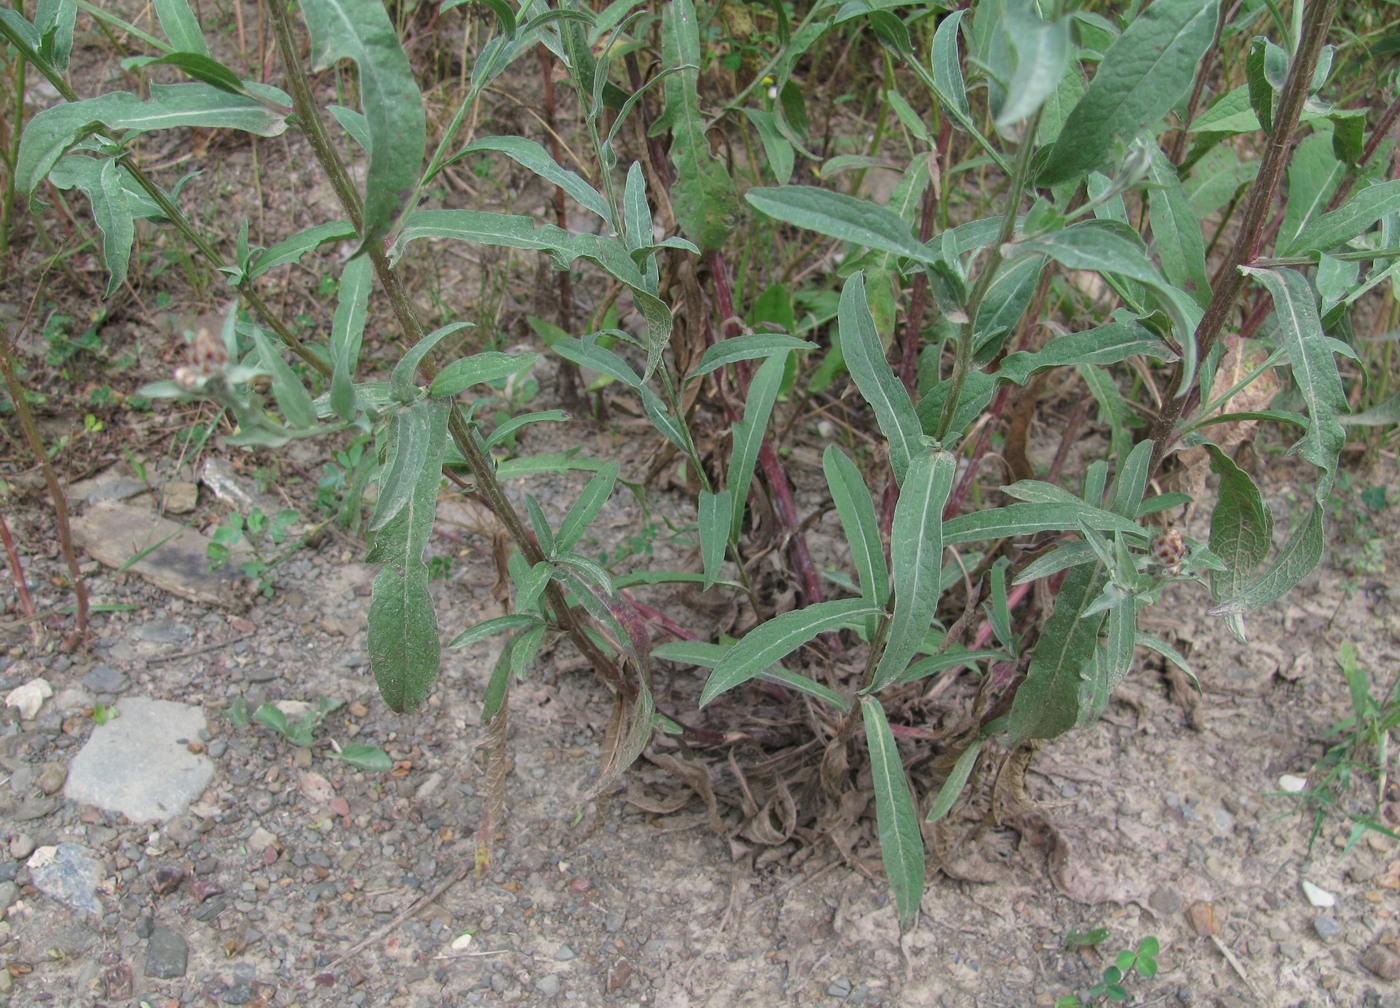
(932, 109), (1041, 443)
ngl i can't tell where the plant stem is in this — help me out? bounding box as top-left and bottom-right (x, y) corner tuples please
(264, 0), (629, 696)
(0, 325), (87, 649)
(1147, 0), (1341, 477)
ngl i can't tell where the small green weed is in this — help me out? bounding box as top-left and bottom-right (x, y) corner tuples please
(226, 695), (391, 772)
(207, 506), (310, 597)
(1055, 936), (1159, 1007)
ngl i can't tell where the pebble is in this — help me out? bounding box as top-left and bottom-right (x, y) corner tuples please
(29, 843), (105, 914)
(11, 794), (60, 822)
(1148, 885), (1183, 918)
(1361, 943), (1400, 980)
(221, 962), (257, 1004)
(10, 834), (34, 859)
(82, 665), (129, 694)
(36, 762), (68, 795)
(827, 977), (853, 997)
(1302, 880), (1337, 908)
(1314, 915), (1342, 940)
(554, 944), (576, 962)
(535, 973), (562, 996)
(145, 926), (189, 978)
(0, 881), (19, 912)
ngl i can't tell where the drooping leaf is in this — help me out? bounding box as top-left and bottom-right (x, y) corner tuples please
(837, 273), (923, 485)
(703, 598), (880, 706)
(301, 0), (426, 253)
(1038, 0), (1218, 185)
(368, 398), (449, 537)
(248, 220), (358, 279)
(865, 449), (954, 694)
(1009, 562), (1106, 745)
(250, 327), (317, 430)
(44, 155), (135, 297)
(992, 5), (1070, 129)
(455, 135), (612, 224)
(926, 736), (984, 823)
(746, 187), (923, 260)
(1282, 179), (1400, 257)
(1207, 506), (1325, 617)
(368, 564), (439, 712)
(1206, 444), (1273, 604)
(861, 696), (925, 932)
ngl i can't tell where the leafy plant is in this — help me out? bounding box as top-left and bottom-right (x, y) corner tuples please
(1055, 936), (1160, 1007)
(226, 696), (391, 772)
(7, 0), (1397, 935)
(207, 505), (313, 597)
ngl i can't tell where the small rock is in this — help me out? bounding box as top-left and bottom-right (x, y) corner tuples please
(554, 944), (576, 962)
(1278, 774), (1310, 793)
(247, 826), (278, 856)
(1148, 885), (1183, 918)
(221, 962), (257, 1004)
(12, 794), (60, 822)
(0, 881), (19, 912)
(82, 665), (129, 694)
(162, 482), (199, 515)
(9, 834), (35, 860)
(1303, 880), (1337, 908)
(152, 866), (186, 895)
(535, 973), (562, 996)
(103, 962), (133, 998)
(1314, 915), (1342, 940)
(145, 926), (189, 979)
(1210, 807), (1234, 833)
(4, 677), (53, 719)
(36, 762), (68, 795)
(29, 842), (105, 914)
(1361, 943), (1400, 981)
(827, 977), (853, 998)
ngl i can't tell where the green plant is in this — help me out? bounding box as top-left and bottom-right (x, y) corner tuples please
(8, 0), (1397, 934)
(1055, 936), (1160, 1007)
(226, 695), (391, 772)
(207, 505), (312, 597)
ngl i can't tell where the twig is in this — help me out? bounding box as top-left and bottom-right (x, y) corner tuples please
(325, 853), (474, 970)
(145, 632), (255, 665)
(0, 510), (38, 645)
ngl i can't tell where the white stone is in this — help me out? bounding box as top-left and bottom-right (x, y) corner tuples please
(4, 678), (52, 720)
(65, 697), (213, 823)
(1278, 774), (1309, 793)
(1302, 880), (1336, 908)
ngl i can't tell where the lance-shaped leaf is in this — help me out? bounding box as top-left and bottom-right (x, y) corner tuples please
(1281, 179), (1400, 257)
(429, 351), (539, 398)
(19, 85), (289, 199)
(703, 598), (879, 706)
(454, 135), (612, 224)
(698, 489), (732, 590)
(865, 449), (954, 694)
(943, 503), (1143, 544)
(655, 0), (740, 252)
(556, 460), (620, 553)
(1207, 506), (1324, 618)
(154, 0), (208, 54)
(301, 0), (426, 253)
(250, 327), (317, 430)
(248, 220), (358, 279)
(1009, 562), (1106, 745)
(691, 334), (817, 378)
(726, 353), (787, 538)
(1038, 0), (1218, 185)
(746, 187), (923, 260)
(861, 696), (925, 932)
(996, 320), (1176, 385)
(823, 445), (888, 636)
(369, 398), (448, 538)
(1080, 592), (1142, 726)
(330, 255), (373, 421)
(1206, 444), (1272, 603)
(837, 273), (923, 485)
(993, 4), (1070, 129)
(44, 156), (135, 297)
(1147, 147), (1210, 308)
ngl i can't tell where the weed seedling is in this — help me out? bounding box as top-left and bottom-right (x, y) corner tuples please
(1055, 936), (1159, 1007)
(226, 696), (391, 772)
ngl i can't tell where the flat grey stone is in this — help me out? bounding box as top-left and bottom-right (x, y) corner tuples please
(29, 843), (104, 914)
(1314, 915), (1342, 940)
(71, 501), (248, 610)
(12, 795), (60, 821)
(66, 697), (213, 823)
(82, 665), (129, 694)
(145, 926), (188, 979)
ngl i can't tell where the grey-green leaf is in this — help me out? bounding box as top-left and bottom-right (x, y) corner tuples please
(331, 255), (373, 422)
(823, 445), (889, 630)
(746, 187), (922, 260)
(1038, 0), (1218, 185)
(1206, 444), (1273, 603)
(861, 696), (925, 932)
(727, 353), (787, 538)
(368, 565), (439, 712)
(301, 0), (426, 253)
(1009, 562), (1106, 745)
(429, 351), (539, 398)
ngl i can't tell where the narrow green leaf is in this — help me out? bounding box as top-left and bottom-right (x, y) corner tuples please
(866, 450), (955, 694)
(525, 495), (555, 556)
(1278, 133), (1346, 253)
(251, 328), (317, 430)
(926, 737), (984, 823)
(1283, 179), (1400, 257)
(556, 461), (620, 552)
(457, 135), (612, 224)
(1147, 147), (1210, 308)
(448, 614), (541, 650)
(994, 7), (1070, 129)
(944, 503), (1144, 544)
(1241, 267), (1346, 482)
(1011, 540), (1098, 585)
(1207, 505), (1325, 617)
(861, 696), (925, 932)
(996, 321), (1176, 385)
(482, 410), (569, 450)
(301, 0), (426, 253)
(551, 337), (643, 390)
(1081, 593), (1141, 726)
(658, 0), (739, 252)
(698, 489), (732, 590)
(1244, 37), (1284, 135)
(391, 321), (471, 402)
(153, 0), (208, 55)
(703, 598), (879, 707)
(1109, 439), (1154, 517)
(726, 353), (787, 538)
(742, 107), (795, 185)
(368, 565), (439, 712)
(837, 273), (922, 485)
(931, 11), (970, 121)
(368, 398), (448, 536)
(761, 665), (850, 713)
(691, 334), (817, 378)
(331, 255), (373, 421)
(19, 86), (289, 199)
(746, 187), (922, 260)
(1009, 562), (1106, 745)
(248, 220), (358, 279)
(429, 351), (539, 398)
(1038, 0), (1218, 185)
(823, 445), (889, 632)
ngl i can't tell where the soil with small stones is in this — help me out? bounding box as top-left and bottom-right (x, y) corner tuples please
(2, 426), (1399, 1008)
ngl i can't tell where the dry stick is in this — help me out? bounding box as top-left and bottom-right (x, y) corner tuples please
(1147, 0), (1343, 479)
(324, 853), (475, 970)
(0, 511), (39, 646)
(0, 327), (87, 650)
